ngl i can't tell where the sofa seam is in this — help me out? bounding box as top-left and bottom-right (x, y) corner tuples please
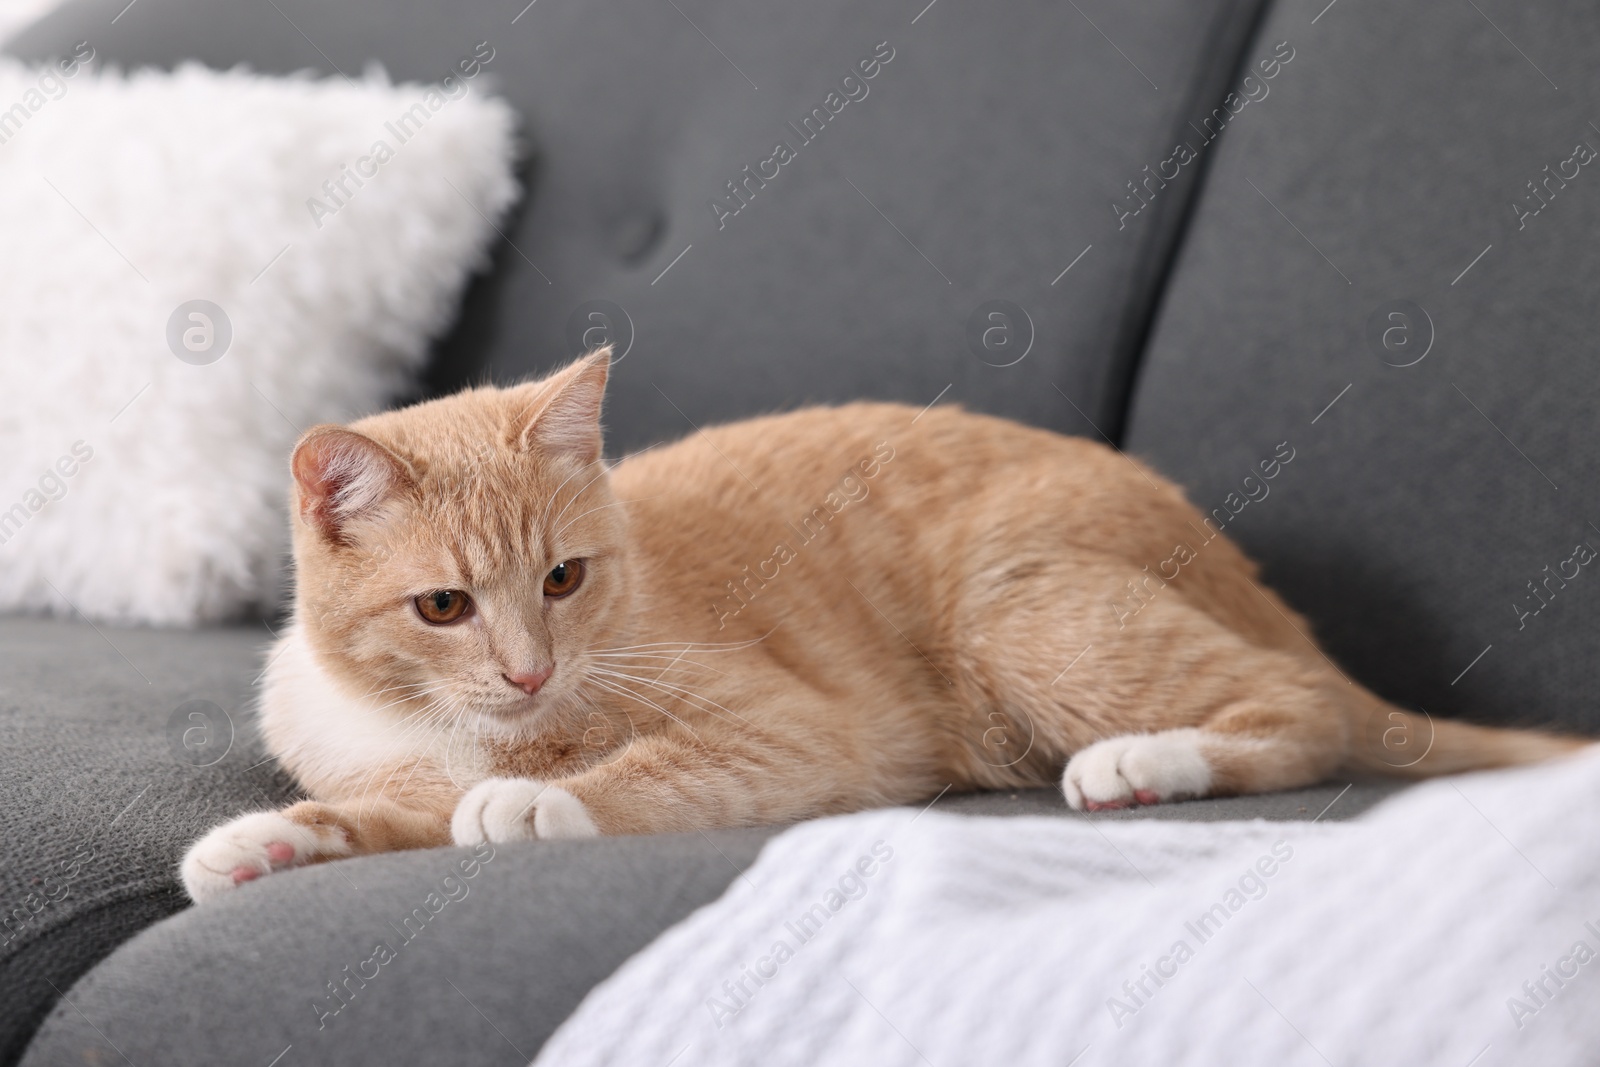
(0, 873), (180, 967)
(1103, 0), (1279, 446)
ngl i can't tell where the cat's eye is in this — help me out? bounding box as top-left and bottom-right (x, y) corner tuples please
(543, 559), (585, 598)
(415, 589), (472, 624)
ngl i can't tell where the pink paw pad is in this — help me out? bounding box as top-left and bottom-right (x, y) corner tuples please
(1084, 799), (1130, 812)
(1133, 789), (1161, 806)
(230, 866), (260, 885)
(265, 841), (296, 864)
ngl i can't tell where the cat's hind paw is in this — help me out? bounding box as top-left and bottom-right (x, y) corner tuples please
(180, 808), (353, 903)
(450, 778), (600, 846)
(1062, 730), (1213, 812)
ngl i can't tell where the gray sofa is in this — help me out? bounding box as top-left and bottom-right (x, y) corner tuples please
(4, 0), (1597, 1062)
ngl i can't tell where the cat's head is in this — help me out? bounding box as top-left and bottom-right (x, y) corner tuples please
(287, 350), (632, 733)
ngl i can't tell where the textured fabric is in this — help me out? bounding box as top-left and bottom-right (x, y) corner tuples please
(927, 777), (1401, 823)
(0, 619), (299, 1064)
(0, 60), (517, 624)
(536, 750), (1600, 1067)
(1122, 1), (1600, 732)
(10, 0), (1270, 454)
(15, 776), (1394, 1067)
(17, 830), (776, 1067)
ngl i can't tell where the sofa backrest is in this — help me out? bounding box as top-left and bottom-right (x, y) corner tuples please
(1123, 1), (1600, 732)
(9, 0), (1269, 453)
(15, 0), (1600, 734)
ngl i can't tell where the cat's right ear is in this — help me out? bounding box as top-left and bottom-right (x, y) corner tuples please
(506, 347), (611, 464)
(291, 427), (414, 543)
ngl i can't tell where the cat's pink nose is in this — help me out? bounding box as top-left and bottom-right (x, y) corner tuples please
(504, 667), (553, 695)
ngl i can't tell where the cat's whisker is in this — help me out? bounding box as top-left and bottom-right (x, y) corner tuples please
(554, 495), (660, 537)
(586, 680), (696, 737)
(351, 713), (445, 822)
(389, 699), (460, 801)
(470, 701), (484, 771)
(350, 693), (463, 819)
(376, 681), (451, 706)
(355, 676), (449, 708)
(539, 461), (606, 532)
(590, 652), (727, 676)
(566, 690), (639, 771)
(361, 678), (439, 701)
(544, 440), (670, 533)
(596, 662), (727, 685)
(626, 644), (718, 683)
(584, 675), (700, 737)
(367, 684), (453, 719)
(588, 667), (757, 730)
(343, 682), (445, 736)
(385, 689), (456, 721)
(441, 700), (470, 790)
(587, 641), (748, 653)
(587, 669), (752, 732)
(358, 702), (462, 821)
(586, 629), (778, 655)
(541, 443), (651, 534)
(364, 687), (457, 723)
(589, 647), (722, 659)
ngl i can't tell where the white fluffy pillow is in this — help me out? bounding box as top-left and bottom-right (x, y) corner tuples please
(0, 55), (519, 624)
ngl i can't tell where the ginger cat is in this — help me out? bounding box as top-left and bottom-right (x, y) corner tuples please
(181, 350), (1584, 901)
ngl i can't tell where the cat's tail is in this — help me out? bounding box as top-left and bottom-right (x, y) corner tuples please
(1344, 703), (1590, 779)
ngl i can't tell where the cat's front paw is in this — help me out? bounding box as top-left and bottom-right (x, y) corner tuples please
(180, 809), (353, 903)
(1062, 730), (1213, 811)
(450, 778), (600, 845)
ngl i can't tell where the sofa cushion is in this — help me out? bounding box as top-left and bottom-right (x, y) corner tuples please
(17, 780), (1396, 1067)
(10, 0), (1269, 454)
(0, 619), (298, 1065)
(1122, 1), (1600, 732)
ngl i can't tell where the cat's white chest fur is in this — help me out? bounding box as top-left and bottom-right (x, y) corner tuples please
(258, 625), (490, 800)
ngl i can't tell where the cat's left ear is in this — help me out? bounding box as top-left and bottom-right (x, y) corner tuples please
(291, 427), (415, 543)
(508, 347), (610, 464)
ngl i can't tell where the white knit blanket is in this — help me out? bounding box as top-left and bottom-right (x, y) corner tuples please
(535, 749), (1600, 1067)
